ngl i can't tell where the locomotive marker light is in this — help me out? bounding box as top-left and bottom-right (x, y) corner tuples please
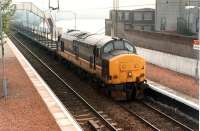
(128, 72), (132, 77)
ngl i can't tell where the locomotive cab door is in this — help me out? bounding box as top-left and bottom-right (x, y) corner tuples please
(61, 41), (64, 52)
(93, 46), (99, 70)
(73, 40), (79, 59)
(102, 59), (109, 80)
(89, 56), (93, 69)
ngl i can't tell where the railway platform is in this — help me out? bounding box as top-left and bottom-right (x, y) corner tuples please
(0, 36), (82, 131)
(145, 61), (199, 111)
(147, 80), (199, 111)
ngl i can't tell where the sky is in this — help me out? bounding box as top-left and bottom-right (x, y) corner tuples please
(13, 0), (156, 19)
(12, 0), (156, 32)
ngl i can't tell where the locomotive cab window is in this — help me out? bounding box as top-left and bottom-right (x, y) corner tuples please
(114, 41), (124, 50)
(124, 42), (136, 53)
(104, 42), (114, 53)
(103, 41), (136, 54)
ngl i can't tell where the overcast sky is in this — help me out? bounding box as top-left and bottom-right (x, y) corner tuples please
(13, 0), (155, 19)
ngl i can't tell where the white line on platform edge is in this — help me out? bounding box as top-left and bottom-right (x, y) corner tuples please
(148, 82), (199, 111)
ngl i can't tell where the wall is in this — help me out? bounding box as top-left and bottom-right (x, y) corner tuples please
(119, 30), (198, 59)
(105, 19), (198, 59)
(137, 47), (199, 78)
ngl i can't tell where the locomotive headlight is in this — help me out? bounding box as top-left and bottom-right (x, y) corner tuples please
(128, 72), (132, 77)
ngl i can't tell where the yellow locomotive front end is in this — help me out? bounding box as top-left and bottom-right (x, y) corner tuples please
(103, 54), (146, 100)
(108, 54), (145, 84)
(100, 39), (147, 100)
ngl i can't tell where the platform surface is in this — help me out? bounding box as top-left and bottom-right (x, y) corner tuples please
(148, 80), (199, 111)
(0, 36), (82, 131)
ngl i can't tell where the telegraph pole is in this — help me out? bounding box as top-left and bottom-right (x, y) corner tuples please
(188, 0), (190, 33)
(111, 0), (115, 37)
(111, 0), (119, 37)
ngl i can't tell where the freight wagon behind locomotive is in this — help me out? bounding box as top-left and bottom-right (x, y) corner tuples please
(58, 30), (147, 100)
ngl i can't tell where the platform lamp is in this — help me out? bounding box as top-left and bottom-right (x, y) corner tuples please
(0, 2), (8, 98)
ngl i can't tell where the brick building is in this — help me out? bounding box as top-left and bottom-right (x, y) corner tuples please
(105, 8), (155, 35)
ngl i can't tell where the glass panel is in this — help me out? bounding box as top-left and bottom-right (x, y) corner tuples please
(125, 42), (136, 53)
(118, 12), (123, 21)
(104, 43), (113, 53)
(125, 12), (130, 21)
(114, 41), (124, 50)
(134, 12), (143, 21)
(144, 12), (152, 20)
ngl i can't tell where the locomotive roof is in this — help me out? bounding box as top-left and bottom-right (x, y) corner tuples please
(62, 30), (114, 47)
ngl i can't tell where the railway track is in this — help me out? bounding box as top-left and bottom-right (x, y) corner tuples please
(9, 31), (198, 131)
(120, 101), (194, 131)
(9, 33), (122, 131)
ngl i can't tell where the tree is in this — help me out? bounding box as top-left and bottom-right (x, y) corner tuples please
(0, 0), (15, 97)
(1, 0), (15, 33)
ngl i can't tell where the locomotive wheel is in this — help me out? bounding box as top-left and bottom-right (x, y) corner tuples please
(126, 90), (133, 101)
(135, 89), (144, 100)
(111, 90), (127, 101)
(57, 55), (63, 62)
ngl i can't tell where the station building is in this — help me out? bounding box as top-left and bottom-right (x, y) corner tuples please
(155, 0), (199, 34)
(105, 8), (155, 36)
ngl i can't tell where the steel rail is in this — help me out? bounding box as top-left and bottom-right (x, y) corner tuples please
(120, 101), (194, 131)
(120, 104), (160, 131)
(142, 101), (193, 131)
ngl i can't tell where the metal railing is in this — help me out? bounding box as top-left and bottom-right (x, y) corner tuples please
(13, 2), (58, 41)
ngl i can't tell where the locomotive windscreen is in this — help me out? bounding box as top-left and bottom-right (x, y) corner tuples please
(103, 40), (136, 54)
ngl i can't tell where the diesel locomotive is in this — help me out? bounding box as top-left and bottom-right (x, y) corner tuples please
(58, 30), (147, 100)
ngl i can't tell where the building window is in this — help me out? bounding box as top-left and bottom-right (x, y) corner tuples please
(118, 12), (123, 21)
(160, 17), (167, 31)
(134, 12), (143, 21)
(144, 12), (152, 20)
(124, 12), (130, 21)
